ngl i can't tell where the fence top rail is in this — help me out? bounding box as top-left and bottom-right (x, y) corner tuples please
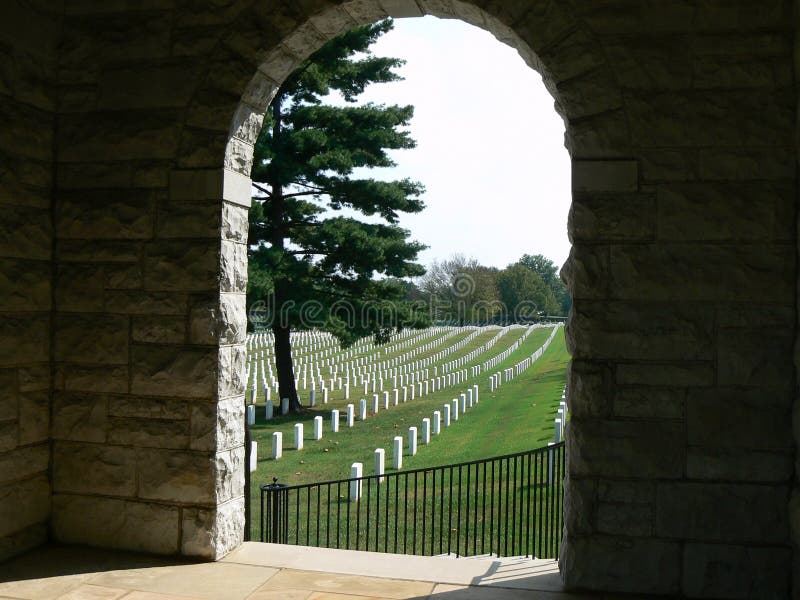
(259, 441), (566, 492)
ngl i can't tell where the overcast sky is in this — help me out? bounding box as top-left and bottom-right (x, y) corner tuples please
(349, 15), (572, 270)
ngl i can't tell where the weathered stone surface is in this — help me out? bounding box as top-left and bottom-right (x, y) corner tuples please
(657, 181), (794, 242)
(568, 419), (684, 479)
(616, 362), (714, 387)
(55, 263), (105, 312)
(0, 315), (49, 366)
(105, 263), (143, 291)
(57, 189), (156, 240)
(132, 315), (186, 344)
(568, 301), (713, 361)
(218, 344), (246, 399)
(17, 363), (48, 392)
(0, 522), (47, 564)
(108, 395), (188, 420)
(103, 290), (187, 315)
(569, 193), (654, 242)
(53, 441), (136, 497)
(0, 258), (51, 312)
(131, 345), (217, 398)
(572, 160), (638, 192)
(656, 482), (789, 543)
(137, 448), (214, 504)
(0, 204), (51, 260)
(53, 494), (179, 554)
(18, 391), (48, 445)
(108, 417), (189, 449)
(98, 62), (203, 110)
(222, 202), (249, 243)
(683, 543), (791, 599)
(0, 444), (48, 483)
(58, 364), (128, 394)
(220, 241), (247, 294)
(560, 247), (609, 300)
(687, 388), (792, 449)
(58, 239), (141, 264)
(156, 199), (221, 239)
(687, 447), (793, 483)
(717, 328), (794, 388)
(609, 386), (683, 421)
(55, 314), (129, 364)
(0, 370), (17, 420)
(610, 243), (794, 302)
(0, 475), (49, 538)
(215, 445), (244, 503)
(596, 502), (652, 537)
(560, 534), (680, 595)
(190, 397), (244, 452)
(145, 240), (219, 292)
(52, 392), (107, 443)
(562, 474), (595, 536)
(181, 496), (244, 559)
(565, 360), (611, 418)
(0, 421), (16, 452)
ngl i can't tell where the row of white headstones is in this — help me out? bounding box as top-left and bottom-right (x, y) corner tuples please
(245, 324), (519, 410)
(247, 324), (546, 420)
(248, 324), (566, 488)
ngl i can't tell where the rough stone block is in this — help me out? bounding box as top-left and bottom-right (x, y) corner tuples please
(0, 315), (49, 366)
(56, 189), (156, 239)
(53, 441), (136, 497)
(560, 534), (680, 595)
(0, 421), (16, 452)
(0, 444), (48, 484)
(656, 482), (789, 544)
(0, 204), (51, 260)
(568, 419), (684, 479)
(190, 397), (244, 452)
(55, 263), (105, 312)
(717, 328), (793, 388)
(0, 475), (49, 538)
(98, 62), (202, 110)
(132, 315), (186, 344)
(58, 364), (128, 394)
(572, 160), (638, 192)
(568, 301), (713, 361)
(0, 522), (47, 564)
(687, 447), (793, 482)
(569, 193), (654, 242)
(217, 344), (246, 399)
(108, 396), (188, 420)
(55, 314), (129, 364)
(53, 494), (179, 554)
(560, 247), (609, 300)
(657, 181), (793, 242)
(597, 502), (653, 537)
(156, 199), (221, 239)
(616, 363), (713, 387)
(222, 202), (249, 243)
(0, 258), (51, 312)
(108, 417), (189, 449)
(563, 474), (595, 536)
(214, 446), (244, 504)
(0, 371), (17, 420)
(687, 388), (792, 449)
(610, 243), (794, 302)
(144, 240), (219, 292)
(105, 263), (142, 290)
(18, 391), (49, 445)
(52, 392), (107, 443)
(682, 543), (791, 598)
(220, 240), (247, 293)
(137, 448), (214, 504)
(181, 496), (244, 559)
(565, 359), (611, 418)
(103, 290), (186, 315)
(131, 345), (217, 398)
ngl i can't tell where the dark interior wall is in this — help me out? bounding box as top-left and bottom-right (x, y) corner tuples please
(0, 0), (59, 562)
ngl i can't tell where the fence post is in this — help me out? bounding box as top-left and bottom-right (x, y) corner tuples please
(261, 477), (288, 543)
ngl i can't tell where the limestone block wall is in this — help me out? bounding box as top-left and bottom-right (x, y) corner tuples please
(0, 0), (58, 562)
(0, 0), (797, 597)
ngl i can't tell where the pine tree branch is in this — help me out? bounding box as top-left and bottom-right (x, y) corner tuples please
(252, 182), (272, 197)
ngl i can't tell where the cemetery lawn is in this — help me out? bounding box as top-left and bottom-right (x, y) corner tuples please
(248, 326), (567, 496)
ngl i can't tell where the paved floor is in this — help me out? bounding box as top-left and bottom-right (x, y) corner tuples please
(0, 542), (603, 600)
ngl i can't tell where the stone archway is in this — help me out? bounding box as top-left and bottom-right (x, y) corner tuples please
(3, 1), (788, 597)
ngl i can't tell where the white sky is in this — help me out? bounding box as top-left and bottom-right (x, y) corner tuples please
(351, 15), (572, 270)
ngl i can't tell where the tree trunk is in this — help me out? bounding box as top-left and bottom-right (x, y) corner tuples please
(272, 305), (301, 412)
(267, 91), (302, 413)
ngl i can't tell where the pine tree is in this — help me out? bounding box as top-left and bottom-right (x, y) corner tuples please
(248, 19), (428, 412)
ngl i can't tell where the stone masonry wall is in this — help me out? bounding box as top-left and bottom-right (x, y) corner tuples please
(0, 0), (58, 563)
(0, 0), (796, 597)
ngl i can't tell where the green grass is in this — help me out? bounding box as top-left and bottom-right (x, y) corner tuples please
(247, 326), (569, 553)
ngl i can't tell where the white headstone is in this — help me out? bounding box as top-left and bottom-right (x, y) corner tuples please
(294, 423), (304, 450)
(408, 426), (418, 456)
(443, 404), (451, 427)
(452, 398), (459, 421)
(359, 398), (367, 421)
(265, 400), (273, 420)
(313, 415), (323, 440)
(331, 409), (339, 433)
(246, 404), (255, 425)
(281, 397), (289, 415)
(374, 448), (385, 483)
(272, 431), (282, 460)
(433, 410), (441, 435)
(350, 462), (363, 501)
(421, 418), (430, 445)
(392, 436), (403, 469)
(346, 403), (354, 427)
(310, 389), (316, 407)
(249, 440), (258, 472)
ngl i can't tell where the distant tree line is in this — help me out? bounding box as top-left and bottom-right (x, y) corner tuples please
(399, 253), (570, 325)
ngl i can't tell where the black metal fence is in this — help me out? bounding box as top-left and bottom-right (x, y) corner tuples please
(260, 442), (565, 559)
